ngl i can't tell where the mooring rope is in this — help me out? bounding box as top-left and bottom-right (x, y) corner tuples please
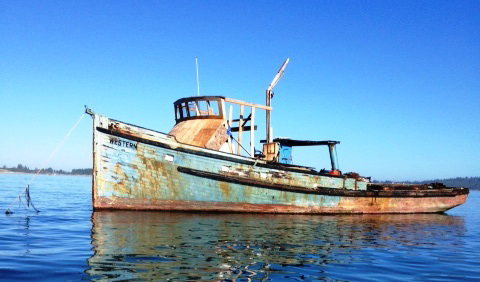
(5, 113), (86, 214)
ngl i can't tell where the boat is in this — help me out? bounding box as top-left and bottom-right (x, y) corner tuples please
(86, 59), (469, 213)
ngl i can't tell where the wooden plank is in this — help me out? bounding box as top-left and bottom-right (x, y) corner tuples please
(250, 107), (255, 157)
(220, 99), (233, 154)
(237, 105), (243, 155)
(169, 119), (226, 149)
(241, 113), (251, 127)
(228, 105), (234, 153)
(228, 105), (233, 128)
(194, 101), (200, 116)
(231, 126), (257, 132)
(225, 98), (272, 111)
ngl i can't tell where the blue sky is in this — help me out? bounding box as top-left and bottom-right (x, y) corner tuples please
(1, 1), (478, 181)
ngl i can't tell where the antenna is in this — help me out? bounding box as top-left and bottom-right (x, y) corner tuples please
(196, 58), (200, 96)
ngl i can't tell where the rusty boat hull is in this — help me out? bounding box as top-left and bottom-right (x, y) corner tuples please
(90, 113), (468, 214)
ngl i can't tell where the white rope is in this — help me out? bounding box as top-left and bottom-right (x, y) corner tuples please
(5, 113), (86, 213)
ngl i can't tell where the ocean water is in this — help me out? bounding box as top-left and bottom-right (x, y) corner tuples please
(0, 174), (479, 281)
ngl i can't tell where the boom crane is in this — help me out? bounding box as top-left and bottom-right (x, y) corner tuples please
(266, 58), (289, 143)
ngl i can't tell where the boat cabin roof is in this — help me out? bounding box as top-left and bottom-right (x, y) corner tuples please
(173, 96), (225, 124)
(261, 138), (340, 147)
(174, 96), (226, 103)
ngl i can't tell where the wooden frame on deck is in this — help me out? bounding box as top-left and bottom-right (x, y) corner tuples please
(173, 96), (271, 158)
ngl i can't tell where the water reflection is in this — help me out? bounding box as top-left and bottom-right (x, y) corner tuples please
(86, 212), (465, 280)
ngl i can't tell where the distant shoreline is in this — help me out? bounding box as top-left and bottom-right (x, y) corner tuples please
(1, 169), (477, 189)
(0, 169), (91, 176)
(0, 172), (91, 177)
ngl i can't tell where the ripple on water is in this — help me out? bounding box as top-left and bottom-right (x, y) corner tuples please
(0, 175), (480, 281)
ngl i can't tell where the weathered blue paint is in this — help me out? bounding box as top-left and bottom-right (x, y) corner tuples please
(98, 131), (343, 207)
(90, 113), (468, 213)
(279, 144), (292, 164)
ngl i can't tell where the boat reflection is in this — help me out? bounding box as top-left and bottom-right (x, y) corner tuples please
(86, 211), (465, 280)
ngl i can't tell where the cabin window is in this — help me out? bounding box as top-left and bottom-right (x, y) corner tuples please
(187, 101), (197, 116)
(196, 100), (213, 116)
(174, 97), (223, 122)
(197, 100), (207, 115)
(181, 102), (189, 118)
(175, 107), (181, 120)
(185, 100), (220, 117)
(207, 100), (219, 116)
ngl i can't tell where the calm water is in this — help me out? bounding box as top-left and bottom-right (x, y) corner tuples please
(0, 174), (479, 281)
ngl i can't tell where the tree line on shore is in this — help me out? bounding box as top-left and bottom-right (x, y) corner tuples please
(1, 164), (92, 175)
(418, 177), (480, 190)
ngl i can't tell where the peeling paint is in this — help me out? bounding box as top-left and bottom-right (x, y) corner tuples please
(91, 113), (469, 214)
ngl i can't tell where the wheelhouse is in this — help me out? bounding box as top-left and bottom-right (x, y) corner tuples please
(173, 96), (224, 123)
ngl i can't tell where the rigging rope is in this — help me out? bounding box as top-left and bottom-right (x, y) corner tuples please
(5, 113), (86, 214)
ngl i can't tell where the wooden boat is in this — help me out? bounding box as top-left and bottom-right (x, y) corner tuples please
(86, 59), (468, 213)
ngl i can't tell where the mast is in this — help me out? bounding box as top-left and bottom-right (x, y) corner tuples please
(196, 58), (200, 96)
(266, 58), (289, 143)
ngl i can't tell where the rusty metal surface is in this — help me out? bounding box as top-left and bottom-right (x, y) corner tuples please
(94, 195), (468, 214)
(178, 166), (469, 198)
(91, 113), (469, 214)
